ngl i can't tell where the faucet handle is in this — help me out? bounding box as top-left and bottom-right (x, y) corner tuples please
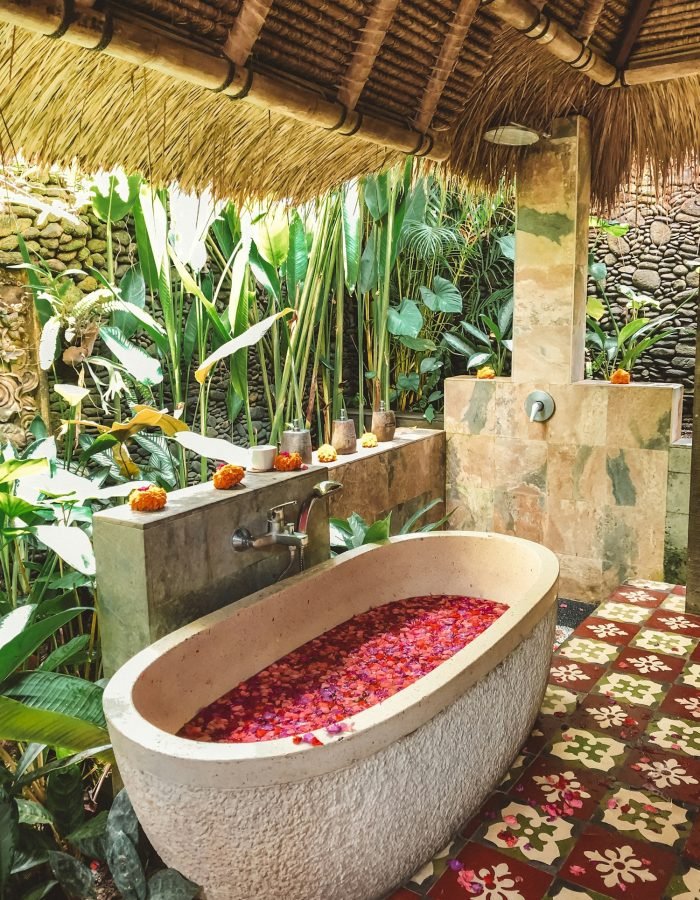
(268, 500), (297, 526)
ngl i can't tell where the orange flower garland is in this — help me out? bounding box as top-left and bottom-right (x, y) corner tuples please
(129, 485), (167, 512)
(213, 464), (245, 490)
(610, 368), (631, 384)
(274, 451), (303, 472)
(317, 444), (337, 463)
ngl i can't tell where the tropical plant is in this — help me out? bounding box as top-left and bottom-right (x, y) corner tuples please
(443, 291), (514, 378)
(330, 497), (456, 554)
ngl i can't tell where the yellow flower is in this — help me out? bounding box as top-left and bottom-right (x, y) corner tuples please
(129, 485), (167, 512)
(317, 444), (337, 463)
(360, 432), (378, 448)
(212, 464), (245, 490)
(476, 366), (496, 379)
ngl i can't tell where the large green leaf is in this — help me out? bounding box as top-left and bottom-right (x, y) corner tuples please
(106, 830), (147, 900)
(67, 811), (108, 861)
(195, 308), (293, 384)
(363, 172), (389, 221)
(618, 317), (650, 346)
(358, 225), (378, 294)
(460, 320), (491, 347)
(286, 211), (309, 303)
(131, 196), (160, 291)
(148, 869), (200, 900)
(0, 457), (48, 487)
(47, 766), (84, 834)
(442, 333), (474, 357)
(399, 335), (436, 352)
(48, 851), (96, 899)
(39, 635), (90, 673)
(419, 276), (462, 314)
(34, 526), (95, 576)
(0, 696), (108, 752)
(172, 432), (248, 467)
(387, 299), (423, 338)
(399, 498), (443, 534)
(342, 186), (361, 293)
(251, 206), (289, 269)
(0, 608), (85, 682)
(0, 607), (35, 651)
(2, 670), (106, 727)
(363, 513), (392, 545)
(91, 174), (141, 224)
(107, 790), (139, 848)
(0, 788), (18, 899)
(16, 799), (54, 827)
(99, 326), (163, 387)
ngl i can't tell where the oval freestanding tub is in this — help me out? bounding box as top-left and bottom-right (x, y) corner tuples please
(103, 532), (559, 900)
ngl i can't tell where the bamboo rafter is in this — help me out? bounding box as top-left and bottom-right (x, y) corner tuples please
(223, 0), (276, 66)
(574, 0), (606, 43)
(414, 0), (481, 132)
(337, 0), (401, 110)
(613, 0), (653, 68)
(0, 0), (450, 160)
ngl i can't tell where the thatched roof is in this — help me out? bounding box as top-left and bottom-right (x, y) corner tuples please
(0, 0), (698, 205)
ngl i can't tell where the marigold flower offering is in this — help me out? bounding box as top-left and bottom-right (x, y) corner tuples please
(317, 443), (337, 463)
(476, 365), (496, 379)
(179, 593), (507, 744)
(610, 368), (631, 384)
(273, 451), (303, 471)
(360, 432), (378, 448)
(129, 484), (167, 512)
(212, 463), (245, 490)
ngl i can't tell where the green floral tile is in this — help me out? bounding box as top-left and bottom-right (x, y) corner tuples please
(482, 801), (576, 866)
(600, 786), (690, 847)
(647, 716), (700, 757)
(550, 728), (626, 771)
(594, 671), (667, 707)
(667, 866), (700, 900)
(681, 662), (700, 689)
(596, 601), (652, 625)
(661, 595), (686, 612)
(631, 629), (696, 657)
(541, 685), (580, 716)
(558, 638), (620, 666)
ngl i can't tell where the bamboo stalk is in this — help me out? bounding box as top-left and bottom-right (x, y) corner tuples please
(223, 0), (275, 66)
(482, 0), (620, 86)
(0, 0), (449, 160)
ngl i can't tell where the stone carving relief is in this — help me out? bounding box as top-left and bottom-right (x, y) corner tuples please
(0, 275), (47, 448)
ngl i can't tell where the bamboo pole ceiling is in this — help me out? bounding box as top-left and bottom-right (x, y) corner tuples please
(0, 0), (698, 203)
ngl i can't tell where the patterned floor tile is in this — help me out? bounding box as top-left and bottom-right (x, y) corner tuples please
(660, 684), (700, 722)
(561, 824), (677, 899)
(406, 841), (462, 892)
(679, 661), (700, 688)
(499, 753), (533, 790)
(666, 866), (700, 900)
(691, 644), (700, 662)
(522, 716), (565, 755)
(672, 585), (687, 596)
(558, 639), (621, 666)
(482, 801), (576, 866)
(646, 610), (700, 638)
(685, 817), (700, 864)
(593, 671), (667, 707)
(550, 728), (626, 772)
(546, 882), (611, 899)
(647, 716), (700, 757)
(620, 748), (700, 803)
(594, 602), (653, 625)
(611, 647), (685, 682)
(571, 618), (639, 646)
(541, 685), (580, 717)
(461, 794), (508, 839)
(661, 595), (686, 612)
(611, 586), (668, 608)
(428, 844), (553, 899)
(599, 786), (691, 847)
(569, 696), (653, 740)
(626, 579), (675, 592)
(630, 629), (697, 657)
(549, 659), (607, 691)
(388, 889), (421, 899)
(511, 757), (612, 821)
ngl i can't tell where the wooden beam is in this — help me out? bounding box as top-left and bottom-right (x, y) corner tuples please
(575, 0), (606, 43)
(415, 0), (480, 132)
(686, 303), (700, 613)
(337, 0), (400, 110)
(613, 0), (653, 69)
(625, 50), (700, 85)
(223, 0), (275, 67)
(0, 0), (450, 161)
(482, 0), (619, 86)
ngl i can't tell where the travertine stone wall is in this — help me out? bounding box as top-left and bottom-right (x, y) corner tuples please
(665, 439), (691, 583)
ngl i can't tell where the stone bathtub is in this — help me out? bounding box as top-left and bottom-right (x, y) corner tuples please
(103, 531), (559, 900)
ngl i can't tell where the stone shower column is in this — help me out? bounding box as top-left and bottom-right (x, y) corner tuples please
(512, 116), (591, 384)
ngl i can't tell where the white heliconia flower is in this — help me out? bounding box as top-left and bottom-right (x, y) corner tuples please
(54, 383), (90, 407)
(550, 664), (586, 683)
(637, 757), (699, 788)
(590, 704), (628, 728)
(658, 615), (696, 632)
(675, 696), (700, 719)
(627, 654), (672, 674)
(584, 846), (656, 889)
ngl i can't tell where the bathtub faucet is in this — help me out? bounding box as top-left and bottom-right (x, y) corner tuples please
(296, 480), (343, 534)
(232, 501), (309, 552)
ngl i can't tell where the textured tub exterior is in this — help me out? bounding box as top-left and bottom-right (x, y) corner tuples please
(104, 532), (559, 900)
